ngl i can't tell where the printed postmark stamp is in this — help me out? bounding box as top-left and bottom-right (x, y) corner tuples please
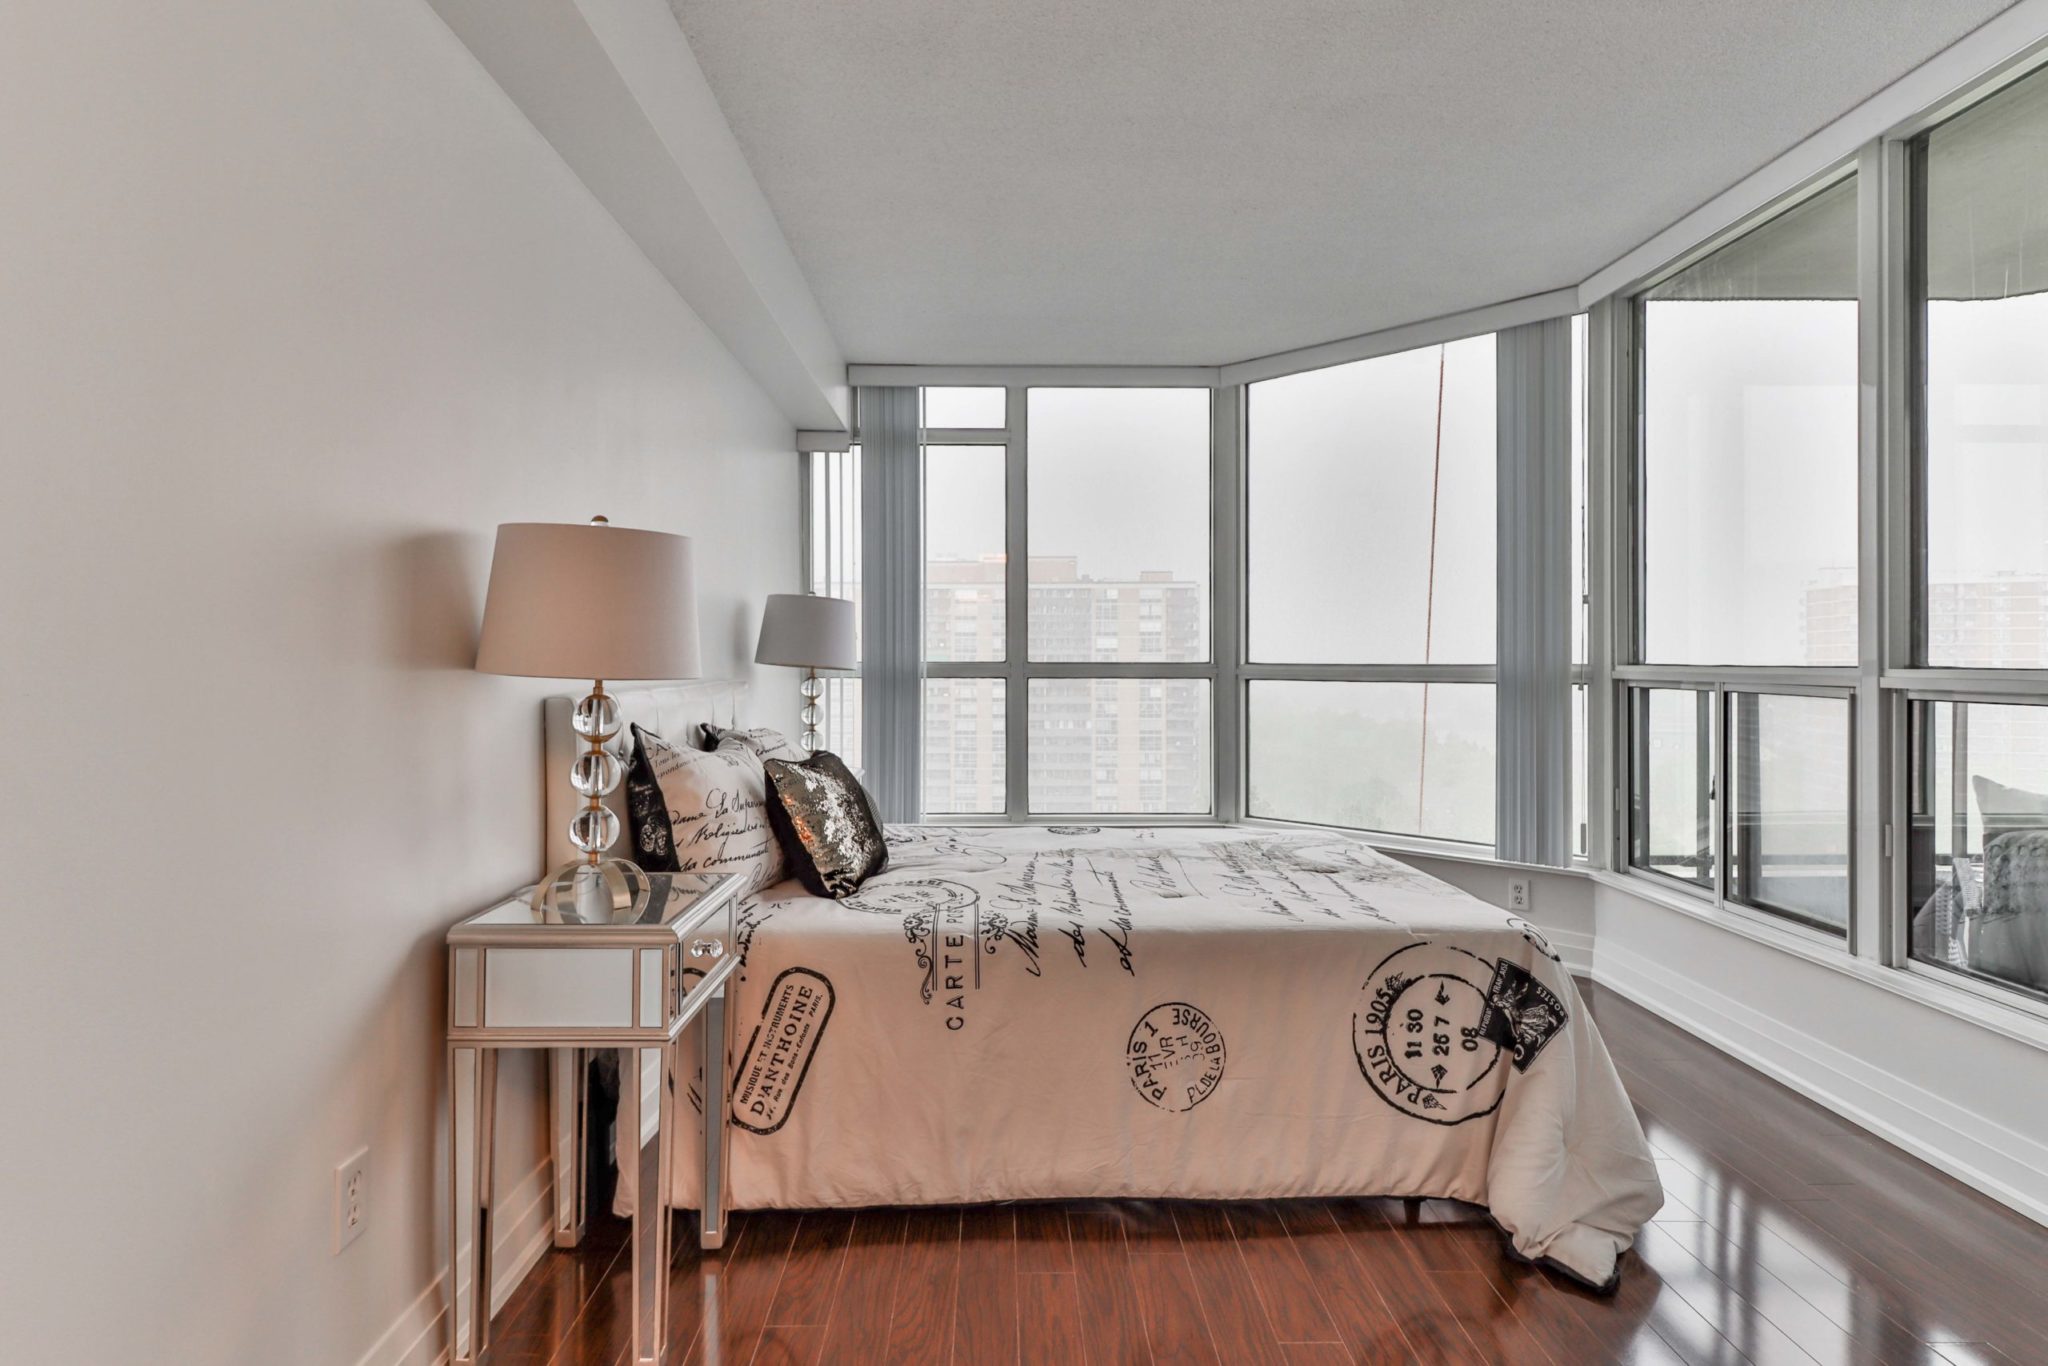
(1126, 1002), (1227, 1112)
(731, 967), (834, 1135)
(840, 877), (979, 918)
(1353, 942), (1507, 1126)
(1476, 959), (1569, 1073)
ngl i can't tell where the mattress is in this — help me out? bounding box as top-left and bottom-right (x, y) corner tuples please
(625, 823), (1662, 1287)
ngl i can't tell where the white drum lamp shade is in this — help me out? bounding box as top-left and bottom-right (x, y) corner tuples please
(476, 521), (702, 681)
(754, 593), (857, 672)
(474, 518), (700, 920)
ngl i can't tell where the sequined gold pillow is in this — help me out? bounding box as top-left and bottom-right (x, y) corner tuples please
(762, 751), (888, 898)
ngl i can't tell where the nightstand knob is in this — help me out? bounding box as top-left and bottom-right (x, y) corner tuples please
(689, 938), (725, 960)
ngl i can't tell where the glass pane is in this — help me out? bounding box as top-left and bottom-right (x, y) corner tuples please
(1026, 679), (1210, 814)
(924, 444), (1005, 663)
(923, 679), (1005, 815)
(1248, 335), (1495, 663)
(1629, 687), (1713, 887)
(1921, 68), (2048, 668)
(1571, 313), (1589, 666)
(805, 448), (861, 659)
(1727, 693), (1851, 932)
(819, 677), (861, 774)
(1246, 681), (1495, 845)
(923, 386), (1006, 429)
(1640, 176), (1859, 666)
(1027, 389), (1210, 662)
(1909, 700), (2048, 1000)
(1571, 683), (1588, 860)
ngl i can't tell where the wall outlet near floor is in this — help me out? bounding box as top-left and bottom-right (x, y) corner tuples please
(333, 1147), (369, 1253)
(1507, 877), (1531, 912)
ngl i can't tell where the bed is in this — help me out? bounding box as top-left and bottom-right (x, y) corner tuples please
(552, 687), (1663, 1289)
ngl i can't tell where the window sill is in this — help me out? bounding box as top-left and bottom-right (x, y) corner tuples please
(1590, 868), (2048, 1054)
(1236, 817), (1533, 871)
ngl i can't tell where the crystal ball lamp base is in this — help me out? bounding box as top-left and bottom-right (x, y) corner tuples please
(534, 858), (652, 925)
(530, 681), (651, 923)
(798, 672), (823, 754)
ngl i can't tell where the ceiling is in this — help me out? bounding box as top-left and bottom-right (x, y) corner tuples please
(669, 0), (2013, 367)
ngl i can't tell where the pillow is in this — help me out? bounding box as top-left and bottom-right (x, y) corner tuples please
(762, 751), (888, 898)
(701, 724), (799, 762)
(1980, 828), (2048, 923)
(623, 723), (785, 892)
(1973, 774), (2048, 846)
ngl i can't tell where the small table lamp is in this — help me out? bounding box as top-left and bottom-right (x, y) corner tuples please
(476, 517), (701, 918)
(754, 593), (857, 753)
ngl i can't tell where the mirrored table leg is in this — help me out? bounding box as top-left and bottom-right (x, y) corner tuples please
(548, 1046), (585, 1248)
(449, 1044), (497, 1365)
(700, 988), (728, 1250)
(624, 1043), (670, 1366)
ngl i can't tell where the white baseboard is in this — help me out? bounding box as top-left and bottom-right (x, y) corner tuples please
(1547, 926), (1594, 978)
(354, 1158), (556, 1366)
(1593, 937), (2048, 1229)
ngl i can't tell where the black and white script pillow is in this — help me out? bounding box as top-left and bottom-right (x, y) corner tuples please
(762, 751), (888, 899)
(700, 724), (799, 762)
(625, 724), (786, 892)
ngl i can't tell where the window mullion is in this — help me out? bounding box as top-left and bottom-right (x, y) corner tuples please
(1212, 385), (1244, 823)
(1857, 137), (1909, 963)
(1004, 386), (1028, 821)
(1586, 299), (1619, 872)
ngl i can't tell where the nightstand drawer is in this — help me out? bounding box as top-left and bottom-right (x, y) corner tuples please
(448, 872), (741, 1045)
(486, 946), (639, 1028)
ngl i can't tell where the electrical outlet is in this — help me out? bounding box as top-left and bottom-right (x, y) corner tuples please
(1507, 877), (1531, 912)
(334, 1147), (369, 1253)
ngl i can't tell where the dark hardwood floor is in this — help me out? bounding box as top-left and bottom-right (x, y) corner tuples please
(485, 982), (2048, 1364)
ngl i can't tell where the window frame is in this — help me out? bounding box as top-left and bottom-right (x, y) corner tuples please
(1599, 46), (2048, 1024)
(1613, 162), (1868, 943)
(1722, 684), (1858, 937)
(923, 383), (1226, 823)
(1237, 331), (1505, 851)
(855, 327), (1582, 859)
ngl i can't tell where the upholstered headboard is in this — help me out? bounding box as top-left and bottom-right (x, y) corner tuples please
(541, 680), (747, 875)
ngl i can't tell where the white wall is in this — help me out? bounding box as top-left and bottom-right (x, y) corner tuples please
(0, 2), (800, 1362)
(1385, 852), (1597, 975)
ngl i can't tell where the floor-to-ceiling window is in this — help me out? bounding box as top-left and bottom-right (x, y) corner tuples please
(1904, 65), (2048, 1002)
(920, 385), (1215, 819)
(1625, 174), (1860, 932)
(1243, 334), (1498, 846)
(922, 411), (1006, 815)
(803, 445), (862, 773)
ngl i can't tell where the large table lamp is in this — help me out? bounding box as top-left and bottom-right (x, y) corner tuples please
(754, 593), (857, 753)
(476, 517), (701, 918)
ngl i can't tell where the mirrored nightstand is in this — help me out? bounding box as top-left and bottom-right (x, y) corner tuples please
(445, 872), (741, 1366)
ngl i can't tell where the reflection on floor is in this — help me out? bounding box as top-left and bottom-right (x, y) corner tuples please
(486, 982), (2045, 1363)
